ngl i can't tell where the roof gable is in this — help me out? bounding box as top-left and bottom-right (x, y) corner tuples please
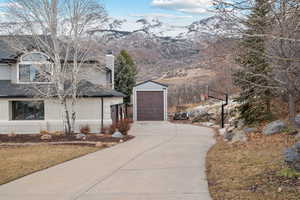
(134, 80), (168, 90)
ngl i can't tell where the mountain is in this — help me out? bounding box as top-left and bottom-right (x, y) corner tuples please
(93, 15), (238, 107)
(95, 15), (236, 40)
(95, 16), (237, 104)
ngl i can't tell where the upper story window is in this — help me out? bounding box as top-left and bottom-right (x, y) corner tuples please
(17, 52), (52, 83)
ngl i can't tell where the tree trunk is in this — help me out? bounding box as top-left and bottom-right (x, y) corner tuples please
(266, 99), (271, 113)
(63, 101), (72, 135)
(288, 92), (296, 127)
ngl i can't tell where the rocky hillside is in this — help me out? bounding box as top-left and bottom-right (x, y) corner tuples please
(94, 16), (238, 106)
(95, 16), (237, 79)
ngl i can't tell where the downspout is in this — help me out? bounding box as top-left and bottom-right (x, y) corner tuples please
(101, 97), (104, 133)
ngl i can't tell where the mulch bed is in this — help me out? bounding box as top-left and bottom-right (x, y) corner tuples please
(0, 134), (134, 144)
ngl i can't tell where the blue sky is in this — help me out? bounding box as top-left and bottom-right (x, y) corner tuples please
(0, 0), (213, 26)
(103, 0), (213, 25)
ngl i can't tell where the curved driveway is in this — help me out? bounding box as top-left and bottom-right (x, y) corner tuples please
(0, 122), (215, 200)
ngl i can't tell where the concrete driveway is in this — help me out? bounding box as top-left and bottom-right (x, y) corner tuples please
(0, 122), (215, 200)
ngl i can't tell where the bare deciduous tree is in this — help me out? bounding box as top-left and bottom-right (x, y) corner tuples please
(2, 0), (108, 134)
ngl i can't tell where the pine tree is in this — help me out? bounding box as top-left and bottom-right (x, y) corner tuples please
(234, 0), (273, 124)
(114, 50), (137, 103)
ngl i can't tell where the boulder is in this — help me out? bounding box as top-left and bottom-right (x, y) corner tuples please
(237, 120), (245, 128)
(201, 122), (214, 127)
(224, 131), (235, 141)
(173, 112), (189, 120)
(262, 120), (286, 135)
(75, 133), (86, 140)
(243, 127), (257, 134)
(112, 131), (124, 138)
(287, 129), (298, 136)
(189, 109), (210, 122)
(219, 128), (226, 136)
(231, 130), (247, 143)
(40, 134), (52, 140)
(191, 113), (211, 123)
(295, 114), (300, 128)
(284, 142), (300, 171)
(227, 126), (235, 133)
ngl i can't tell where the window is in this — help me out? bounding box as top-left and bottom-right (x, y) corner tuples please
(12, 101), (45, 120)
(22, 52), (49, 62)
(106, 70), (112, 85)
(18, 52), (52, 83)
(19, 64), (51, 82)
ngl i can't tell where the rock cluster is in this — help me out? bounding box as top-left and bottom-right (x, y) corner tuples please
(112, 131), (124, 139)
(284, 142), (300, 171)
(173, 112), (189, 120)
(262, 120), (286, 135)
(223, 126), (248, 143)
(295, 114), (300, 128)
(75, 133), (86, 140)
(40, 134), (52, 140)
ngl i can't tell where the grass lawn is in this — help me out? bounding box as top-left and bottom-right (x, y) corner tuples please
(207, 133), (300, 200)
(0, 145), (102, 185)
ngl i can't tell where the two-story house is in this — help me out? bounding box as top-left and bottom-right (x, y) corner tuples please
(0, 37), (124, 134)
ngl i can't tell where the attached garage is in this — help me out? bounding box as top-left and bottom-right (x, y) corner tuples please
(133, 80), (168, 121)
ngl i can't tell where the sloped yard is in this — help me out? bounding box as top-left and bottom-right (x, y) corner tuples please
(0, 145), (102, 185)
(206, 133), (300, 200)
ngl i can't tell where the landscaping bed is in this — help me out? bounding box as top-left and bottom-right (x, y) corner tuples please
(206, 133), (300, 200)
(0, 133), (134, 144)
(0, 145), (102, 185)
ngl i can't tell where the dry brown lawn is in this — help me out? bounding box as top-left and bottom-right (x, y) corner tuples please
(207, 133), (300, 200)
(0, 145), (101, 185)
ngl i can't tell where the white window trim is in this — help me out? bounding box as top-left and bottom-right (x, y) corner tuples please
(10, 100), (45, 121)
(17, 52), (53, 84)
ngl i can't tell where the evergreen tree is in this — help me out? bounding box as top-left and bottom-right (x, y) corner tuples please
(114, 50), (137, 103)
(234, 0), (273, 124)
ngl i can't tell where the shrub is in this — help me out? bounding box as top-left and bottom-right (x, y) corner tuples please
(278, 168), (300, 178)
(108, 118), (132, 135)
(100, 126), (109, 134)
(117, 119), (131, 135)
(40, 130), (49, 135)
(80, 125), (91, 134)
(108, 123), (117, 135)
(8, 132), (16, 137)
(51, 131), (65, 136)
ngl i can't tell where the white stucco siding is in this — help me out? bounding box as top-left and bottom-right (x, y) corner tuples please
(0, 97), (123, 134)
(45, 97), (123, 120)
(0, 64), (11, 80)
(45, 98), (102, 121)
(45, 97), (123, 133)
(0, 99), (9, 120)
(10, 64), (17, 83)
(79, 64), (108, 86)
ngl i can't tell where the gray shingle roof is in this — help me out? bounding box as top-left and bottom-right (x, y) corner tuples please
(0, 35), (101, 64)
(0, 80), (125, 98)
(0, 38), (19, 61)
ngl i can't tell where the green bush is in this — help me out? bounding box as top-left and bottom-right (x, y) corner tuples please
(278, 168), (300, 178)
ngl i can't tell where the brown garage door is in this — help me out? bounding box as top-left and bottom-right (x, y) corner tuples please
(137, 91), (164, 121)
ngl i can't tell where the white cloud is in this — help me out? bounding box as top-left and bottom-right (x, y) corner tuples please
(151, 0), (212, 14)
(129, 13), (193, 20)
